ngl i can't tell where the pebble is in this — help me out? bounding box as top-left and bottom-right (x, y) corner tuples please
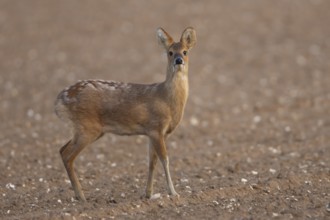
(27, 109), (34, 118)
(180, 178), (189, 183)
(26, 109), (42, 121)
(190, 116), (199, 126)
(253, 115), (262, 123)
(150, 193), (161, 200)
(207, 140), (214, 146)
(251, 170), (258, 175)
(272, 212), (280, 217)
(268, 147), (281, 154)
(304, 181), (312, 185)
(326, 203), (330, 212)
(269, 168), (276, 174)
(6, 183), (15, 190)
(241, 178), (248, 184)
(285, 126), (291, 132)
(111, 163), (117, 167)
(96, 154), (105, 160)
(158, 201), (164, 208)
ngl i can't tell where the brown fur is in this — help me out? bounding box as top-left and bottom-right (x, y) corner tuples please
(55, 27), (197, 201)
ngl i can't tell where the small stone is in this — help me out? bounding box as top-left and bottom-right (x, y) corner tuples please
(150, 193), (161, 200)
(269, 168), (276, 174)
(251, 170), (258, 175)
(207, 140), (213, 146)
(96, 154), (105, 160)
(111, 163), (117, 167)
(190, 116), (199, 126)
(289, 152), (299, 157)
(272, 212), (279, 217)
(285, 126), (291, 132)
(326, 203), (330, 212)
(230, 198), (236, 203)
(6, 183), (15, 190)
(304, 181), (312, 185)
(253, 115), (262, 123)
(27, 109), (34, 118)
(180, 178), (189, 183)
(241, 178), (248, 184)
(268, 147), (281, 154)
(170, 141), (177, 149)
(158, 201), (164, 208)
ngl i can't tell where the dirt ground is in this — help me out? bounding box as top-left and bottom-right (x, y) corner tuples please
(1, 0), (330, 219)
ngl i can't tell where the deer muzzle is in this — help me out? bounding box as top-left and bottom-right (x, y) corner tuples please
(174, 55), (184, 66)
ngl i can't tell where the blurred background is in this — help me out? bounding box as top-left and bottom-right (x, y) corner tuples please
(0, 0), (329, 219)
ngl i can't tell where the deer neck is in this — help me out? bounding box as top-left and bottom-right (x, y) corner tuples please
(162, 65), (189, 110)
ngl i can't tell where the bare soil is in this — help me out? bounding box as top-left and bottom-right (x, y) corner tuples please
(0, 0), (329, 219)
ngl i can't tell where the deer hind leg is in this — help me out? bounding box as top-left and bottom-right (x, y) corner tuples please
(149, 133), (178, 197)
(146, 140), (158, 198)
(60, 126), (103, 202)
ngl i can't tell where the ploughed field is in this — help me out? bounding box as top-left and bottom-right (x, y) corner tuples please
(1, 0), (329, 219)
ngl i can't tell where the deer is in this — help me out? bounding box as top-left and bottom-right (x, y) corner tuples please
(54, 27), (197, 202)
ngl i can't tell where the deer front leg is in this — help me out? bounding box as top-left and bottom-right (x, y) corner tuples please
(149, 133), (178, 197)
(146, 140), (158, 198)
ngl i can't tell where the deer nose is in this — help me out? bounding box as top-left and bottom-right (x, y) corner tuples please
(175, 57), (184, 65)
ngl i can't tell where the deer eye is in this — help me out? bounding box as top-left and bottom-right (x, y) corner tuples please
(168, 51), (173, 56)
(183, 51), (187, 56)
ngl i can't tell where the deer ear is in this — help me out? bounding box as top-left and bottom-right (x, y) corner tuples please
(180, 27), (197, 49)
(156, 28), (174, 49)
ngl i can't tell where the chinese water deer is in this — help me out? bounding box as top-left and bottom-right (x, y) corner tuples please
(55, 27), (197, 202)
